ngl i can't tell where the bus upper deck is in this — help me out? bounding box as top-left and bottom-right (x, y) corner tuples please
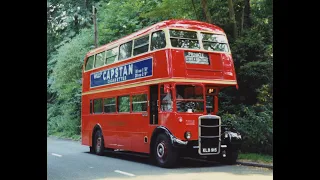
(82, 19), (237, 94)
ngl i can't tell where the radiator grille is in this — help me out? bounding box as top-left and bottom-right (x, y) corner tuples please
(198, 116), (221, 155)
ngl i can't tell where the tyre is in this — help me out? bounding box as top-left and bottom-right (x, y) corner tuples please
(93, 130), (104, 156)
(219, 150), (238, 165)
(153, 134), (178, 168)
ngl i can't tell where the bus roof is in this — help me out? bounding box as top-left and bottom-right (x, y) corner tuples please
(86, 19), (225, 56)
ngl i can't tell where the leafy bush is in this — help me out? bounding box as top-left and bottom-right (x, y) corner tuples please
(220, 84), (273, 155)
(47, 28), (93, 136)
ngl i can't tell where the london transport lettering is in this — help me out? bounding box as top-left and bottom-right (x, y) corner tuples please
(90, 57), (153, 88)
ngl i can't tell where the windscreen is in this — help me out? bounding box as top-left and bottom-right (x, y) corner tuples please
(175, 85), (204, 113)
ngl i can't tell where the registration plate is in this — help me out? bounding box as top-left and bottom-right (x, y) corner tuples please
(202, 147), (217, 153)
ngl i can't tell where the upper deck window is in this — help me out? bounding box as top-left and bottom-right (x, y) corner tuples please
(151, 30), (166, 50)
(85, 55), (94, 71)
(105, 47), (118, 65)
(169, 30), (200, 49)
(201, 33), (229, 52)
(133, 35), (149, 56)
(119, 41), (133, 60)
(94, 52), (104, 68)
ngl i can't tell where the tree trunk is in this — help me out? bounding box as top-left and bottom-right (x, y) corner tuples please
(191, 0), (200, 20)
(93, 8), (98, 48)
(244, 0), (252, 28)
(240, 6), (244, 34)
(227, 0), (238, 39)
(85, 0), (89, 9)
(200, 0), (212, 24)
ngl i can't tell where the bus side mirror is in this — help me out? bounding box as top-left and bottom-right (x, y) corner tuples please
(164, 84), (171, 93)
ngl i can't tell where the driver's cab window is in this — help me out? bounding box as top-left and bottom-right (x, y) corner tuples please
(160, 84), (172, 112)
(175, 85), (204, 113)
(205, 87), (218, 114)
(206, 95), (214, 114)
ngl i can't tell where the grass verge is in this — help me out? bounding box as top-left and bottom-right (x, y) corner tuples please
(50, 132), (81, 141)
(238, 153), (273, 165)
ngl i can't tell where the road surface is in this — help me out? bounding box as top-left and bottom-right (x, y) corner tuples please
(47, 137), (273, 180)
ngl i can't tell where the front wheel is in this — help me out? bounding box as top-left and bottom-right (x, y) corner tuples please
(219, 150), (238, 165)
(93, 130), (104, 156)
(153, 134), (178, 168)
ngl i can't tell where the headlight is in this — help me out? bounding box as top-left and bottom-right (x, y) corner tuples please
(224, 132), (228, 138)
(184, 131), (191, 140)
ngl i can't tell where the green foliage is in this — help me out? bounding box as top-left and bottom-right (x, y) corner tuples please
(97, 0), (158, 45)
(221, 104), (273, 155)
(51, 28), (93, 96)
(257, 84), (273, 104)
(141, 0), (196, 21)
(48, 28), (94, 136)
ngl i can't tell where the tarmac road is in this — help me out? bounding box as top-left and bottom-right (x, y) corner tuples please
(47, 137), (273, 180)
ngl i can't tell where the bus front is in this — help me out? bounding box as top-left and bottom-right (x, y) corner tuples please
(156, 25), (242, 165)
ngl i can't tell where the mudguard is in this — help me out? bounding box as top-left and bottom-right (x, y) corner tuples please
(221, 125), (242, 150)
(151, 126), (188, 147)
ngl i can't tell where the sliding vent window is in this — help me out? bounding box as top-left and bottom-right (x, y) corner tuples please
(104, 97), (116, 113)
(132, 94), (147, 112)
(201, 33), (229, 52)
(105, 47), (118, 65)
(133, 35), (149, 56)
(119, 41), (133, 60)
(169, 30), (200, 49)
(93, 99), (103, 114)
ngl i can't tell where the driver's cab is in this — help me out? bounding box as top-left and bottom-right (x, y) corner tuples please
(175, 84), (204, 113)
(160, 83), (219, 115)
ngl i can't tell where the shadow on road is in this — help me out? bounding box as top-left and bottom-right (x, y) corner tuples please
(82, 150), (273, 179)
(85, 150), (238, 169)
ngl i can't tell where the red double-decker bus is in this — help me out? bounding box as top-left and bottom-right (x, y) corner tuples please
(81, 19), (242, 168)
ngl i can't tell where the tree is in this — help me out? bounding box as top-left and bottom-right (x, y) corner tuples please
(200, 0), (212, 23)
(227, 0), (238, 39)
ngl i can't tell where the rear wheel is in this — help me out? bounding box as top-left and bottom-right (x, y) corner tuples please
(153, 134), (178, 168)
(93, 130), (104, 156)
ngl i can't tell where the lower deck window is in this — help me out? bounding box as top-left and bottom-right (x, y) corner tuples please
(132, 94), (147, 112)
(104, 97), (116, 113)
(118, 95), (130, 112)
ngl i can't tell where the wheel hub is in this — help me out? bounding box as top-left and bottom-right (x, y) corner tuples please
(157, 142), (166, 158)
(96, 137), (101, 152)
